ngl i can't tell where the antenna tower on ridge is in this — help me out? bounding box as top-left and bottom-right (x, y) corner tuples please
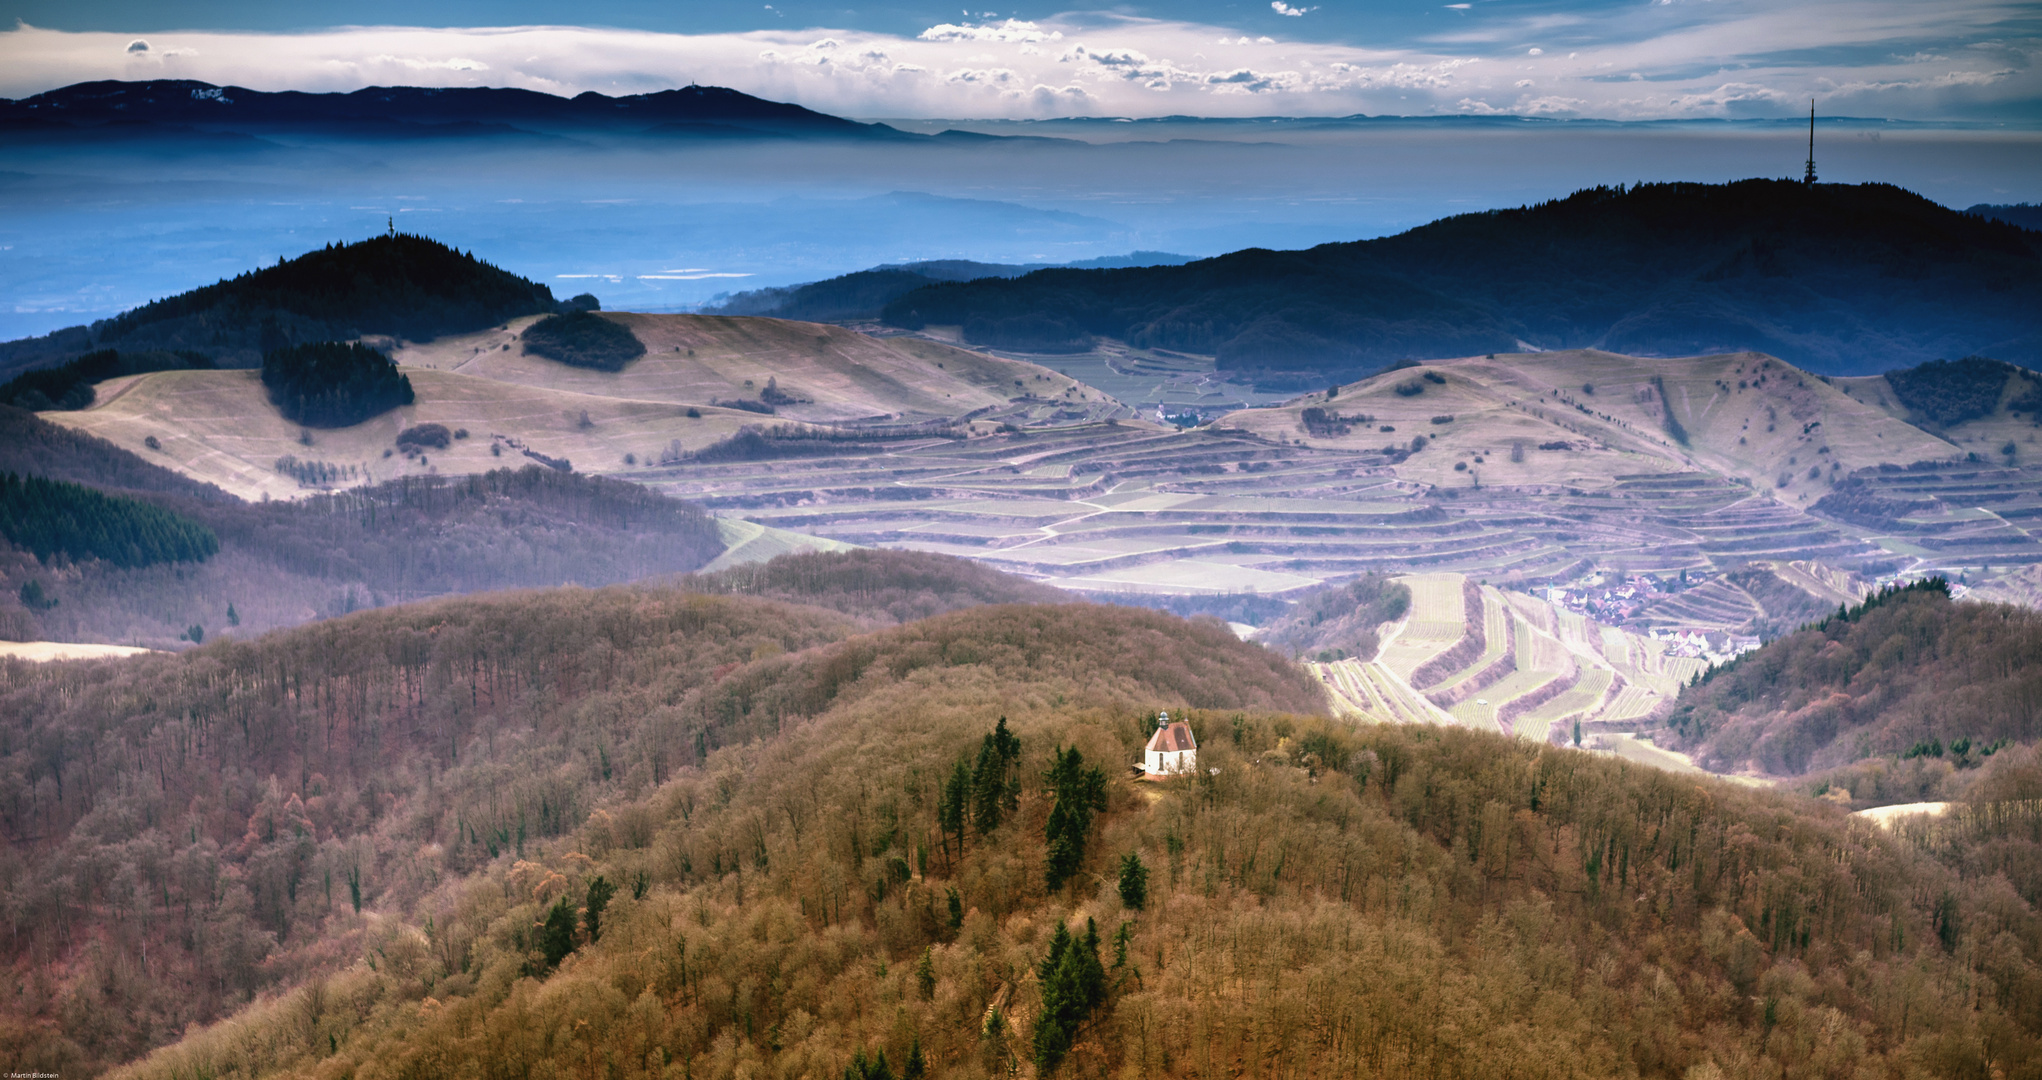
(1803, 99), (1817, 185)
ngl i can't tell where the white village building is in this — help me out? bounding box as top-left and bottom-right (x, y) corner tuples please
(1143, 712), (1198, 779)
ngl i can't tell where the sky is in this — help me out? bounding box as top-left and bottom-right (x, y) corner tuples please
(3, 0), (2038, 122)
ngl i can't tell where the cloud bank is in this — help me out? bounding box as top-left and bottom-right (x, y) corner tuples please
(1, 1), (2035, 121)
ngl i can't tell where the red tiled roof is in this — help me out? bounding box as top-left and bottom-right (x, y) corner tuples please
(1145, 721), (1196, 753)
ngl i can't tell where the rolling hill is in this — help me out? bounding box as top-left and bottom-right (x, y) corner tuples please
(393, 313), (1116, 427)
(1216, 349), (1955, 502)
(33, 313), (1125, 504)
(879, 180), (2042, 379)
(0, 405), (737, 647)
(1669, 578), (2042, 778)
(4, 564), (2039, 1079)
(0, 234), (563, 376)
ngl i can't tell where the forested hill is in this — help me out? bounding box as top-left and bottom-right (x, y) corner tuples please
(682, 547), (1072, 625)
(881, 180), (2042, 380)
(15, 580), (2041, 1080)
(1668, 579), (2042, 780)
(0, 234), (560, 375)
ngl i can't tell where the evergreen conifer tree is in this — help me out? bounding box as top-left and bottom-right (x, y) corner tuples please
(1043, 745), (1108, 891)
(1118, 852), (1148, 910)
(539, 896), (578, 971)
(583, 875), (615, 943)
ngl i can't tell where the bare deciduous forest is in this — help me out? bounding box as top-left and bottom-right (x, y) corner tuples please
(1, 562), (2039, 1079)
(1671, 579), (2042, 778)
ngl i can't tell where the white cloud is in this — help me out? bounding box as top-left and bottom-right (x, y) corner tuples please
(0, 1), (2032, 122)
(919, 19), (1061, 44)
(370, 55), (490, 72)
(1271, 2), (1316, 16)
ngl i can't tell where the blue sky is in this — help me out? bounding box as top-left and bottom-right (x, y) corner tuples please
(3, 1), (2039, 120)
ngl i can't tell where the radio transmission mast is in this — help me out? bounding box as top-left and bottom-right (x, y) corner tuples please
(1804, 100), (1817, 185)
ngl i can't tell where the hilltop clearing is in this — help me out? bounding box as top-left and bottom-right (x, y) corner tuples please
(4, 580), (2035, 1078)
(394, 312), (1120, 427)
(881, 180), (2042, 378)
(1669, 579), (2042, 779)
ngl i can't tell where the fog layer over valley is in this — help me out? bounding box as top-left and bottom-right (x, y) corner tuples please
(3, 80), (2038, 341)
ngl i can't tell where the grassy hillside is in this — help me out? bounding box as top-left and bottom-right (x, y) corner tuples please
(0, 465), (727, 647)
(1832, 356), (2042, 468)
(23, 596), (2031, 1080)
(1218, 350), (1955, 506)
(394, 313), (1116, 427)
(881, 180), (2042, 378)
(39, 367), (775, 502)
(1668, 579), (2042, 778)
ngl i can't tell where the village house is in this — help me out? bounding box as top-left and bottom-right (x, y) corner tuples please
(1144, 712), (1197, 779)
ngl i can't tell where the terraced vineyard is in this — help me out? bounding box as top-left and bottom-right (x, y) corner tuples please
(1814, 460), (2042, 578)
(1311, 572), (1690, 744)
(47, 315), (2031, 624)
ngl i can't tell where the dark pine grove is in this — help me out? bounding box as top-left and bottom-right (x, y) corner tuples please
(0, 471), (218, 568)
(519, 310), (648, 372)
(260, 341), (415, 427)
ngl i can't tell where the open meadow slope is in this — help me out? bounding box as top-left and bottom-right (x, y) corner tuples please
(393, 313), (1123, 427)
(40, 368), (775, 503)
(1218, 350), (1955, 501)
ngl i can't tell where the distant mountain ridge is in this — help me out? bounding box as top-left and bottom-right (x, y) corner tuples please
(881, 180), (2042, 380)
(706, 250), (1194, 323)
(0, 79), (908, 141)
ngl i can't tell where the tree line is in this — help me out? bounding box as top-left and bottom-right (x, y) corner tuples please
(0, 348), (214, 412)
